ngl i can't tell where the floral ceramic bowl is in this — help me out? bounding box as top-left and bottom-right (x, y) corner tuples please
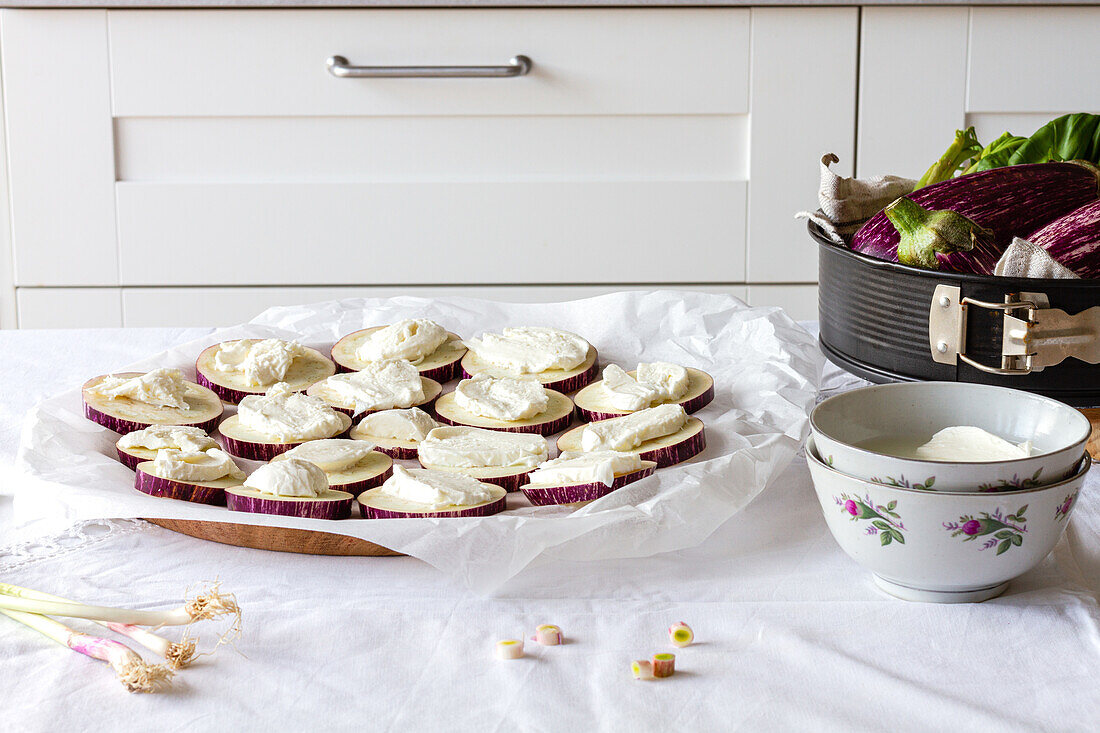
(810, 382), (1090, 492)
(806, 435), (1088, 603)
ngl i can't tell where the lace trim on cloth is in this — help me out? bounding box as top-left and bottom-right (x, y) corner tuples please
(0, 519), (150, 571)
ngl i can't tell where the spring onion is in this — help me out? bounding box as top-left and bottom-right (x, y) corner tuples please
(631, 660), (655, 680)
(495, 639), (525, 660)
(0, 581), (240, 629)
(1, 609), (172, 693)
(0, 583), (197, 668)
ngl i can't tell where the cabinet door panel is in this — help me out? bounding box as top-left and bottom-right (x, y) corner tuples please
(969, 8), (1100, 113)
(1, 10), (117, 287)
(857, 7), (969, 180)
(747, 8), (858, 283)
(17, 288), (122, 328)
(116, 181), (747, 286)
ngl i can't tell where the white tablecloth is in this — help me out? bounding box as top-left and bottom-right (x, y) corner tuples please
(2, 327), (1099, 731)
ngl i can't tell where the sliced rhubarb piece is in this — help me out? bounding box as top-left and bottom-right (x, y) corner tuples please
(461, 346), (599, 394)
(572, 367), (715, 423)
(414, 461), (534, 493)
(225, 486), (354, 520)
(521, 461), (656, 506)
(556, 418), (706, 468)
(356, 484), (507, 519)
(433, 389), (573, 436)
(216, 412), (353, 461)
(271, 449), (392, 494)
(195, 341), (335, 405)
(331, 328), (467, 382)
(83, 373), (223, 436)
(305, 377), (442, 418)
(134, 462), (235, 505)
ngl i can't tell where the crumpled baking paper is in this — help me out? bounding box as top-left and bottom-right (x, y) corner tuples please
(14, 291), (822, 593)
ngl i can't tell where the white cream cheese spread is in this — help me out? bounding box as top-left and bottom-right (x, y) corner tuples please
(356, 408), (439, 442)
(244, 458), (329, 498)
(454, 374), (549, 421)
(418, 426), (549, 469)
(118, 425), (216, 453)
(355, 319), (448, 364)
(528, 451), (644, 487)
(375, 465), (494, 509)
(152, 447), (244, 483)
(90, 368), (192, 410)
(635, 362), (691, 401)
(915, 426), (1033, 462)
(237, 383), (345, 441)
(282, 439), (378, 473)
(601, 362), (691, 410)
(213, 339), (306, 387)
(580, 404), (687, 452)
(464, 327), (589, 374)
(320, 360), (425, 414)
(601, 365), (662, 411)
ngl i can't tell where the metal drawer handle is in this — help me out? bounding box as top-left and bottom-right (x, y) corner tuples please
(326, 54), (532, 78)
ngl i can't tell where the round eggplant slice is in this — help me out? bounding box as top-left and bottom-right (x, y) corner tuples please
(348, 428), (421, 461)
(331, 328), (467, 383)
(271, 449), (393, 494)
(357, 484), (507, 519)
(433, 389), (573, 436)
(556, 417), (706, 469)
(521, 461), (657, 506)
(217, 412), (353, 461)
(573, 368), (715, 423)
(83, 373), (223, 436)
(415, 461), (535, 493)
(225, 486), (354, 520)
(460, 346), (599, 394)
(134, 461), (235, 505)
(195, 341), (336, 405)
(305, 377), (442, 418)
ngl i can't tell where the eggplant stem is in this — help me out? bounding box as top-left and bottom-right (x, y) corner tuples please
(885, 198), (991, 270)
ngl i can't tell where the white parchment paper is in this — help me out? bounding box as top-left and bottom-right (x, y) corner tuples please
(15, 291), (822, 592)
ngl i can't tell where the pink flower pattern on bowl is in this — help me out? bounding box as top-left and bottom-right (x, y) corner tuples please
(1054, 491), (1078, 522)
(834, 492), (906, 547)
(944, 505), (1028, 555)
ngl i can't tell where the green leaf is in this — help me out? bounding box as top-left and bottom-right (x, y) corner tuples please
(1032, 468), (1043, 482)
(1011, 534), (1023, 547)
(886, 510), (900, 519)
(1017, 505), (1028, 517)
(891, 529), (906, 545)
(887, 500), (897, 511)
(925, 477), (935, 488)
(963, 132), (1028, 174)
(994, 530), (1014, 540)
(881, 533), (892, 547)
(1008, 114), (1100, 166)
(997, 540), (1012, 556)
(873, 520), (891, 531)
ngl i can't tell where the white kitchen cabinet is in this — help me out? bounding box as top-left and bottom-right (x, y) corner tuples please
(858, 6), (1100, 181)
(16, 288), (122, 329)
(1, 7), (851, 327)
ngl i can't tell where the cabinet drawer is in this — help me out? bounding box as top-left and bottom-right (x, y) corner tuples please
(108, 9), (750, 117)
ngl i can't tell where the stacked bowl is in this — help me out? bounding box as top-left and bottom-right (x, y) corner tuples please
(806, 382), (1091, 603)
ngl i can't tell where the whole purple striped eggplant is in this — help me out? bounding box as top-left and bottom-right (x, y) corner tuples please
(851, 162), (1100, 273)
(1027, 198), (1100, 277)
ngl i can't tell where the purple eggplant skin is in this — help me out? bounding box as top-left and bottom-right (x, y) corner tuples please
(851, 162), (1100, 273)
(1027, 198), (1100, 277)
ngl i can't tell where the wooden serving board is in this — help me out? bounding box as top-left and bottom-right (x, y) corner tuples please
(146, 518), (402, 556)
(1082, 409), (1100, 463)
